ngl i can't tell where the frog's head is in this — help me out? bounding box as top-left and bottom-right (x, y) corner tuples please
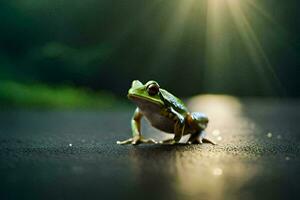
(128, 80), (164, 106)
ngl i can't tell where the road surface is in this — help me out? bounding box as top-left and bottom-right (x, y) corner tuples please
(0, 95), (299, 200)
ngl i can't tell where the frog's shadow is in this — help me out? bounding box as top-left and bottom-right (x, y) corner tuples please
(127, 143), (212, 170)
(131, 142), (209, 154)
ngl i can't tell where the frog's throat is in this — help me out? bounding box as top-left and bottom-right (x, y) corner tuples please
(127, 94), (164, 106)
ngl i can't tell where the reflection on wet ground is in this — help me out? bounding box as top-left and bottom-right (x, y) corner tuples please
(129, 145), (260, 200)
(0, 95), (299, 200)
(127, 95), (299, 200)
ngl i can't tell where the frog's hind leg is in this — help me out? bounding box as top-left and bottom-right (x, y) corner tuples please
(188, 131), (216, 145)
(187, 112), (215, 145)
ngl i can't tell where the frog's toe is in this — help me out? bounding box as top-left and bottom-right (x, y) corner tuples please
(188, 137), (216, 145)
(202, 137), (216, 145)
(159, 138), (178, 145)
(132, 137), (157, 145)
(141, 138), (157, 144)
(117, 137), (157, 145)
(159, 138), (172, 144)
(188, 138), (203, 144)
(117, 138), (134, 145)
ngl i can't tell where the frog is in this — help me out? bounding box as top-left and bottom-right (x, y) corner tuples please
(117, 80), (215, 145)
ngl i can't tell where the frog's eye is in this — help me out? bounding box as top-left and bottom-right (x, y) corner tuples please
(147, 83), (160, 96)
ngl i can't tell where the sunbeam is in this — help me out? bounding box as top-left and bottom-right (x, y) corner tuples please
(148, 0), (196, 74)
(201, 0), (283, 95)
(115, 0), (284, 95)
(226, 0), (283, 95)
(204, 0), (230, 90)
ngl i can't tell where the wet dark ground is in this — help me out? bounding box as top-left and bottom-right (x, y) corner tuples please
(0, 95), (299, 200)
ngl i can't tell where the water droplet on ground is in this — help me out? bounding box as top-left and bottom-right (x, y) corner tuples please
(267, 132), (272, 138)
(285, 156), (290, 161)
(212, 129), (220, 136)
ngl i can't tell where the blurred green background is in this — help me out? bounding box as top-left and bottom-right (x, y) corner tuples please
(0, 0), (299, 108)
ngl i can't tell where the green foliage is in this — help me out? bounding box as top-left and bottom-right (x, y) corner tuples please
(0, 81), (125, 109)
(0, 0), (299, 97)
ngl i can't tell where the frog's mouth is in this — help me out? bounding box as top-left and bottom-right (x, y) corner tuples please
(127, 94), (163, 106)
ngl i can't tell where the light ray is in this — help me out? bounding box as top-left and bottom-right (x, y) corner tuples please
(204, 0), (230, 90)
(148, 0), (196, 73)
(227, 0), (282, 95)
(244, 0), (279, 26)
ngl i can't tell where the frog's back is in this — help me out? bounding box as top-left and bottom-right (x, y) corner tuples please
(159, 89), (188, 115)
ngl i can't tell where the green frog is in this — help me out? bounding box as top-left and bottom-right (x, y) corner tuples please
(117, 80), (215, 145)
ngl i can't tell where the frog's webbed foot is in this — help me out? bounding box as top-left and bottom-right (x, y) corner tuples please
(159, 138), (179, 145)
(117, 136), (157, 145)
(188, 131), (216, 145)
(188, 137), (216, 145)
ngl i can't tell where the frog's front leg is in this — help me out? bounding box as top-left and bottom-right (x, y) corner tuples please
(117, 108), (157, 145)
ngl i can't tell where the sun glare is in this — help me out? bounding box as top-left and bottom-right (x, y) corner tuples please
(205, 0), (283, 94)
(150, 0), (283, 95)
